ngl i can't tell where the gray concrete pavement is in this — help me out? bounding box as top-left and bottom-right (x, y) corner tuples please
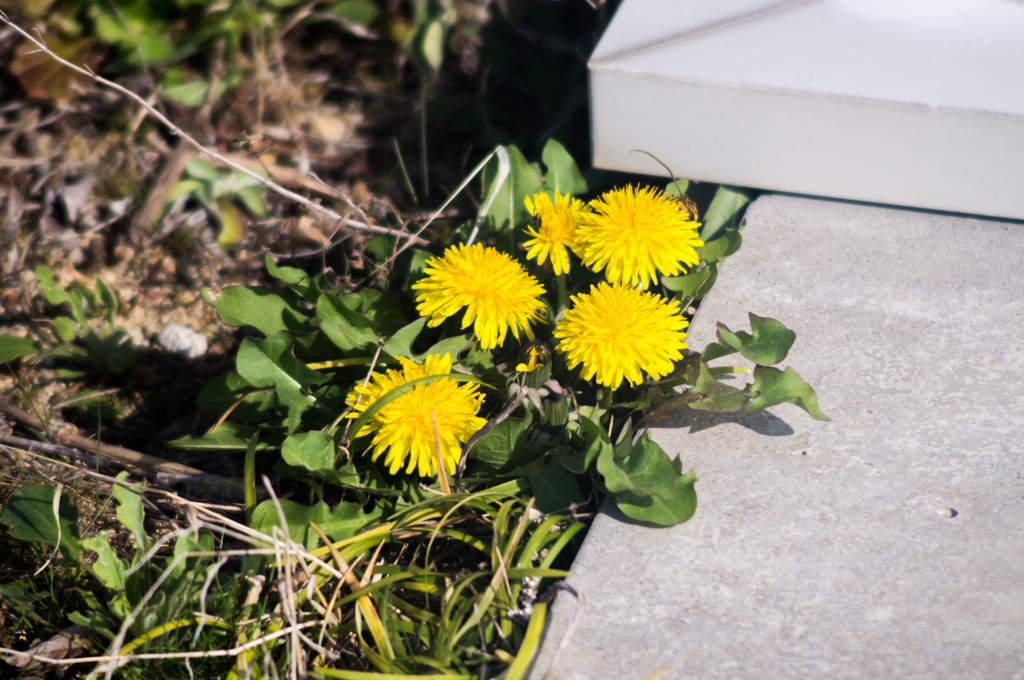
(530, 196), (1024, 680)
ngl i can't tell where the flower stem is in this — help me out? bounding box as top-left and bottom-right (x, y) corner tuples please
(556, 274), (569, 315)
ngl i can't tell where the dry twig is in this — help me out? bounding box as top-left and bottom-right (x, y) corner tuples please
(0, 399), (249, 501)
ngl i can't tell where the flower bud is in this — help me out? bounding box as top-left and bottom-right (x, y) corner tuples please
(515, 341), (552, 388)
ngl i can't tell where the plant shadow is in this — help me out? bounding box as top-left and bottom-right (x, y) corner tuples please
(652, 407), (795, 437)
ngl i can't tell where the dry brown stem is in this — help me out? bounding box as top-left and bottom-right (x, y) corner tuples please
(0, 398), (249, 501)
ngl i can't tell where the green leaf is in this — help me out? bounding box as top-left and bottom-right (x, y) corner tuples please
(184, 158), (221, 181)
(167, 421), (283, 451)
(687, 359), (749, 412)
(282, 432), (335, 472)
(309, 468), (405, 498)
(163, 79), (228, 108)
(664, 178), (690, 198)
(470, 413), (532, 472)
(662, 264), (717, 300)
(420, 20), (445, 71)
(480, 145), (543, 235)
(745, 366), (830, 421)
(237, 187), (267, 216)
(351, 290), (406, 336)
(328, 0), (379, 27)
(716, 313), (796, 366)
(317, 293), (379, 352)
(35, 266), (64, 303)
(93, 277), (118, 318)
(251, 499), (382, 552)
(265, 255), (320, 304)
(215, 197), (245, 248)
(0, 484), (83, 562)
(540, 138), (587, 195)
(203, 286), (311, 337)
(166, 179), (204, 204)
(597, 433), (698, 526)
(696, 228), (742, 265)
(196, 372), (278, 422)
(552, 416), (609, 475)
(53, 317), (78, 342)
(113, 472), (148, 553)
(701, 185), (753, 242)
(523, 459), (584, 514)
(81, 533), (128, 591)
(423, 334), (474, 362)
(0, 333), (40, 363)
(382, 318), (427, 359)
(236, 334), (329, 434)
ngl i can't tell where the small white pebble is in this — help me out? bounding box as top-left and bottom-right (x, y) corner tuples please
(937, 507), (958, 518)
(157, 324), (208, 360)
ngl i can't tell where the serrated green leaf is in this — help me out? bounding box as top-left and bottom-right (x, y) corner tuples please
(662, 264), (717, 300)
(597, 433), (697, 526)
(696, 228), (742, 265)
(81, 533), (128, 591)
(540, 138), (587, 195)
(203, 286), (311, 337)
(745, 366), (830, 421)
(0, 333), (40, 363)
(701, 185), (753, 242)
(236, 334), (329, 434)
(265, 255), (320, 304)
(716, 313), (796, 365)
(317, 293), (379, 352)
(282, 432), (335, 471)
(251, 499), (383, 552)
(687, 359), (749, 412)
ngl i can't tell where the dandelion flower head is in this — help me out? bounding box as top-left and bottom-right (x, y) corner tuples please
(523, 190), (591, 275)
(413, 243), (547, 350)
(345, 353), (486, 477)
(576, 185), (703, 288)
(554, 282), (689, 389)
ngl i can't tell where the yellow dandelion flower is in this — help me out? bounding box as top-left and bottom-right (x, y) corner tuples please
(576, 185), (704, 288)
(523, 190), (591, 275)
(413, 243), (547, 350)
(553, 282), (689, 389)
(345, 353), (486, 477)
